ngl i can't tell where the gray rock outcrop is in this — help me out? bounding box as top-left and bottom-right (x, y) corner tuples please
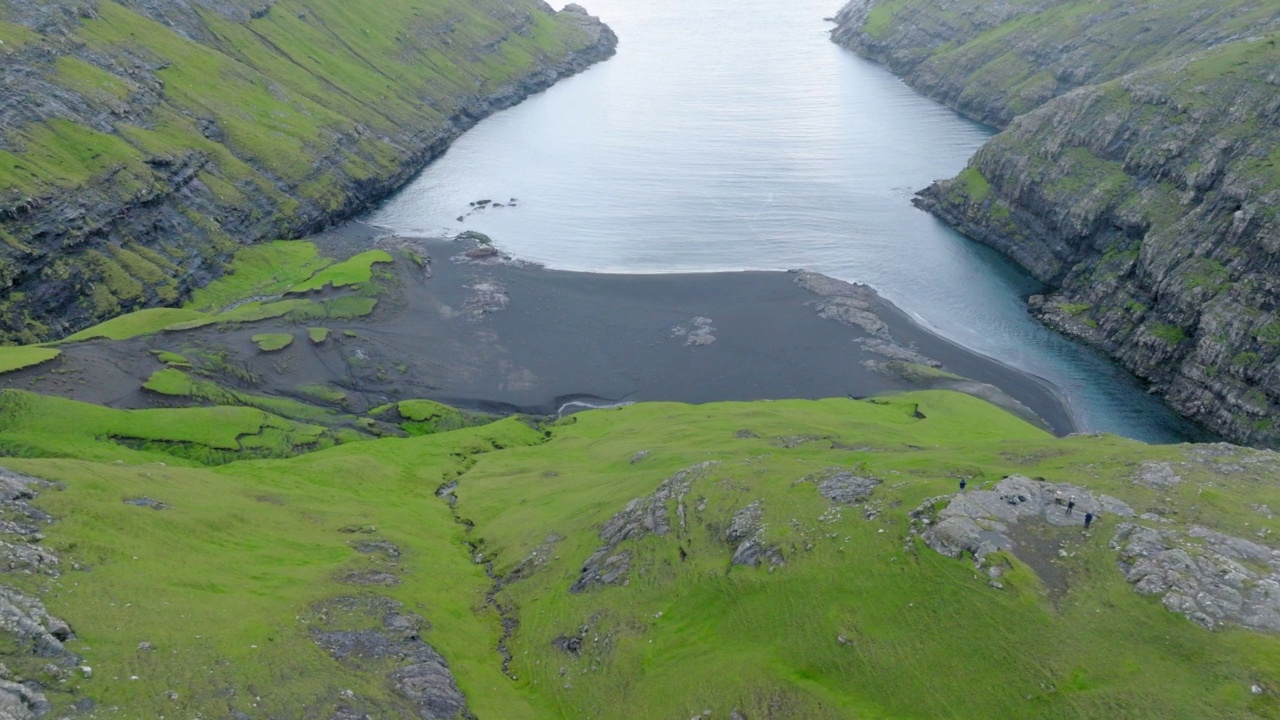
(0, 467), (80, 717)
(311, 596), (472, 720)
(910, 475), (1133, 561)
(0, 678), (50, 720)
(1112, 523), (1280, 633)
(812, 471), (881, 506)
(571, 462), (716, 592)
(725, 501), (784, 568)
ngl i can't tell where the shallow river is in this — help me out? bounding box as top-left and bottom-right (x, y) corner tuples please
(367, 0), (1206, 443)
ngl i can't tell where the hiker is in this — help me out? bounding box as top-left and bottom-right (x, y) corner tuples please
(1084, 512), (1094, 529)
(959, 478), (967, 491)
(1066, 498), (1075, 515)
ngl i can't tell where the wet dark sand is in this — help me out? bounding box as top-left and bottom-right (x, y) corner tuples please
(3, 226), (1076, 435)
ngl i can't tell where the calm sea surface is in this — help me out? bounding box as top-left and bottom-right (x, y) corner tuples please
(367, 0), (1205, 443)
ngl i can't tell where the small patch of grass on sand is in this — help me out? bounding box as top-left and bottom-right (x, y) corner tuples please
(251, 333), (294, 352)
(0, 346), (60, 374)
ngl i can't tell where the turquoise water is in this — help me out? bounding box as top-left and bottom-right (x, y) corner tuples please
(367, 0), (1206, 443)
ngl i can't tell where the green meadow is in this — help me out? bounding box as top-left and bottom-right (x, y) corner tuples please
(1, 387), (1276, 717)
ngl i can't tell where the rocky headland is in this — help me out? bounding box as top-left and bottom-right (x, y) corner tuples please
(0, 0), (616, 343)
(831, 0), (1280, 448)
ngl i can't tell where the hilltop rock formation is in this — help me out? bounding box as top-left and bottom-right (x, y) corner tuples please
(909, 475), (1133, 562)
(0, 0), (616, 342)
(832, 0), (1280, 447)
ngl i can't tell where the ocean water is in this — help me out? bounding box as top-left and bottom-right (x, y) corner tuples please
(367, 0), (1206, 443)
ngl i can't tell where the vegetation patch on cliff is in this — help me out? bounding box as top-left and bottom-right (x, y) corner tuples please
(834, 0), (1280, 448)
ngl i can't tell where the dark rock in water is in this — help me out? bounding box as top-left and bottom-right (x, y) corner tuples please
(123, 497), (169, 510)
(454, 230), (493, 246)
(464, 246), (499, 259)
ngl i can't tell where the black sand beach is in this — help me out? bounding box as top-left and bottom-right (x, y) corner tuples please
(4, 225), (1075, 435)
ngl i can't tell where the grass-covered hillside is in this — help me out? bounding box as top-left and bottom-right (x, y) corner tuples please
(0, 0), (615, 343)
(0, 232), (1274, 717)
(831, 0), (1280, 449)
(1, 388), (1279, 718)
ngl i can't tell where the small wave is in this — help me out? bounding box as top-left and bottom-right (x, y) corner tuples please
(557, 399), (635, 416)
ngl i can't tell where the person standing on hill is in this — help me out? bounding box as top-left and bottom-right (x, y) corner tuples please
(1084, 512), (1094, 530)
(1066, 498), (1075, 515)
(959, 478), (967, 492)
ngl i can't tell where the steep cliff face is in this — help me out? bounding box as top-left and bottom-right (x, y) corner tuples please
(832, 0), (1280, 448)
(831, 0), (1280, 126)
(0, 0), (615, 342)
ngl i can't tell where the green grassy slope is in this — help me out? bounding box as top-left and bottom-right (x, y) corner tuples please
(3, 390), (1278, 717)
(0, 0), (613, 342)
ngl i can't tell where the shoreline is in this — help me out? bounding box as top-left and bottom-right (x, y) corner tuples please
(318, 226), (1079, 434)
(2, 223), (1078, 436)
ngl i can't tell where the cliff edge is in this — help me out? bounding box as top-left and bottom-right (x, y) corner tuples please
(832, 0), (1280, 447)
(0, 0), (616, 342)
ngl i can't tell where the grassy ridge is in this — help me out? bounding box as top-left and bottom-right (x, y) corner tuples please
(469, 395), (1280, 717)
(6, 390), (1278, 716)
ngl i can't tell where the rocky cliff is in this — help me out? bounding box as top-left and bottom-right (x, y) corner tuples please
(0, 0), (615, 342)
(832, 0), (1280, 448)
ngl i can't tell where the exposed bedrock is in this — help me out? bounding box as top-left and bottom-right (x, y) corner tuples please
(832, 0), (1280, 447)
